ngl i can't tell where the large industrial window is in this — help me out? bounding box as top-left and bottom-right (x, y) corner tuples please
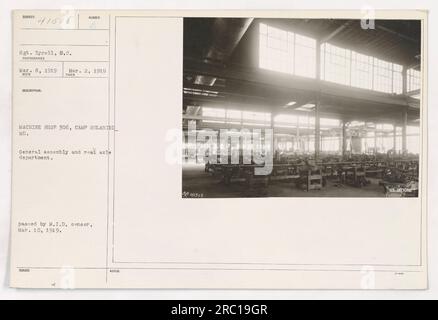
(321, 137), (340, 153)
(226, 109), (242, 124)
(298, 115), (315, 129)
(259, 23), (316, 78)
(203, 107), (225, 118)
(202, 108), (225, 124)
(375, 123), (394, 131)
(226, 109), (242, 120)
(372, 58), (393, 93)
(351, 52), (373, 90)
(407, 68), (421, 92)
(274, 114), (298, 128)
(320, 118), (340, 127)
(294, 34), (316, 78)
(372, 59), (403, 94)
(259, 23), (294, 74)
(321, 43), (403, 94)
(321, 43), (351, 86)
(392, 64), (403, 94)
(242, 110), (271, 126)
(202, 108), (273, 127)
(363, 131), (376, 153)
(260, 24), (411, 95)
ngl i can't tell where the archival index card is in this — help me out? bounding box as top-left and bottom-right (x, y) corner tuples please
(10, 10), (428, 289)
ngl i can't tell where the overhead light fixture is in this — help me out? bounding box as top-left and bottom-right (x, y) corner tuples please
(295, 103), (315, 111)
(349, 121), (365, 127)
(283, 101), (296, 108)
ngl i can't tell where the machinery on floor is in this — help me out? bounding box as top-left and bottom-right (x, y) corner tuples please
(203, 153), (419, 196)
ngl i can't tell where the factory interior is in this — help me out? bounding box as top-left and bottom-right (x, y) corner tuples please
(182, 18), (421, 198)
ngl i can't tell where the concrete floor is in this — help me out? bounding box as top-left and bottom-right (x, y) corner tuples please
(182, 163), (386, 198)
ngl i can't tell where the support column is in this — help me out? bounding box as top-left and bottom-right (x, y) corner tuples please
(314, 98), (321, 160)
(316, 39), (321, 80)
(402, 65), (408, 95)
(296, 117), (300, 153)
(342, 120), (347, 159)
(374, 128), (377, 154)
(307, 115), (310, 153)
(271, 112), (278, 161)
(393, 124), (397, 153)
(402, 108), (408, 156)
(338, 133), (342, 154)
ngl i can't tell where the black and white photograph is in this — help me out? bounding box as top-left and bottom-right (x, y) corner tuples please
(182, 18), (422, 198)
